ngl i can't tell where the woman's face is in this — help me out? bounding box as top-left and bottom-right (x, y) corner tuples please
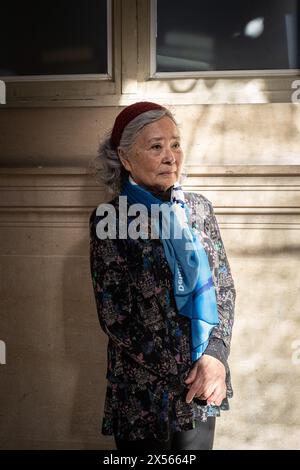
(118, 116), (184, 192)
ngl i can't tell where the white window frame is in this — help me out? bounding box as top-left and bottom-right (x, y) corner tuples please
(150, 0), (300, 79)
(135, 0), (300, 104)
(1, 0), (122, 107)
(2, 0), (113, 82)
(1, 0), (299, 107)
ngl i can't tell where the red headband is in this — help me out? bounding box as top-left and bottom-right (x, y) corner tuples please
(110, 101), (165, 150)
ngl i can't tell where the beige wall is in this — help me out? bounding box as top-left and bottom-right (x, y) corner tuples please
(0, 103), (300, 449)
(1, 104), (300, 167)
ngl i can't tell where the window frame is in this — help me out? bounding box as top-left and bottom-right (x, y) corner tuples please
(135, 0), (300, 104)
(150, 0), (300, 79)
(1, 0), (299, 107)
(1, 0), (121, 107)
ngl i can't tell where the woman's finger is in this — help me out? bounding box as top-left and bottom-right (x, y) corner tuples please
(184, 364), (198, 384)
(185, 379), (203, 403)
(199, 381), (216, 400)
(206, 385), (226, 406)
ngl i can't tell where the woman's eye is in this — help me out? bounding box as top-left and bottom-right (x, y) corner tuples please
(150, 142), (180, 151)
(172, 142), (181, 149)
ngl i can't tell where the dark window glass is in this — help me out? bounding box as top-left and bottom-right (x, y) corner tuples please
(156, 0), (299, 72)
(0, 0), (108, 76)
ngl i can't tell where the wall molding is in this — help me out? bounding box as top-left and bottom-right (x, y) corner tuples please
(0, 166), (300, 228)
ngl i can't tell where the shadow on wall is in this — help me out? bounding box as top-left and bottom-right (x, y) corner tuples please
(62, 219), (115, 450)
(140, 75), (300, 167)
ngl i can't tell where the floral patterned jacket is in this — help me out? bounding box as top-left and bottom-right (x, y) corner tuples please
(89, 190), (236, 442)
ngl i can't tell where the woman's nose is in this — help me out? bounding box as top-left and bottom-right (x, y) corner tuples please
(162, 147), (176, 163)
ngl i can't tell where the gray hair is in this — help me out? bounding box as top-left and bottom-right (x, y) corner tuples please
(89, 108), (179, 195)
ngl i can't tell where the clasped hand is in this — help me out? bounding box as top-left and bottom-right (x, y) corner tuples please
(184, 354), (226, 406)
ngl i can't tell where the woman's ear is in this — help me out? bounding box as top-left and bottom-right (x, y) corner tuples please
(118, 148), (131, 172)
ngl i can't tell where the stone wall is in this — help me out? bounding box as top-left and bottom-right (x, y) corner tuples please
(0, 103), (300, 449)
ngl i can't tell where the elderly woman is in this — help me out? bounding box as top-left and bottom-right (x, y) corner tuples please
(89, 101), (236, 451)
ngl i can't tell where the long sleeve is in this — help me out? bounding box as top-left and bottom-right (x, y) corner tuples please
(89, 208), (185, 385)
(202, 201), (236, 366)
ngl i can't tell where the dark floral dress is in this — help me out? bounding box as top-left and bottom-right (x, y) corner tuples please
(89, 190), (236, 442)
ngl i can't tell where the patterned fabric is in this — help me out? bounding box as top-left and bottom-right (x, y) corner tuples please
(89, 191), (236, 442)
(121, 176), (219, 362)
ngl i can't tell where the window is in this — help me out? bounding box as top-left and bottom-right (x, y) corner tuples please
(1, 0), (299, 106)
(0, 0), (111, 78)
(153, 0), (299, 75)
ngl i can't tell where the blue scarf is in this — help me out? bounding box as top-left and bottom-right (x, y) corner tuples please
(120, 177), (219, 362)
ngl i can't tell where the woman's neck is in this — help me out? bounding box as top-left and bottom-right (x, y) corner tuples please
(128, 174), (173, 201)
